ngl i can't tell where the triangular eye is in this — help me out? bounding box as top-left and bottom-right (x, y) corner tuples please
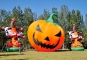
(44, 36), (50, 41)
(36, 25), (42, 32)
(55, 31), (61, 37)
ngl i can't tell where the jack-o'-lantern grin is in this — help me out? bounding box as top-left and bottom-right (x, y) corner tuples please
(32, 31), (61, 49)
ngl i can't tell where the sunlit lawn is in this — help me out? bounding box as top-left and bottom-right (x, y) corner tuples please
(0, 49), (87, 60)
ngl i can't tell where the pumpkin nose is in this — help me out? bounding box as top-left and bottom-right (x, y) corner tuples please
(45, 36), (50, 41)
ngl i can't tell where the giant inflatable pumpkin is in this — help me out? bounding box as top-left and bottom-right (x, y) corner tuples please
(27, 13), (65, 52)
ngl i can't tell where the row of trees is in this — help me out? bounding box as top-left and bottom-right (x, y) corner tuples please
(0, 5), (87, 50)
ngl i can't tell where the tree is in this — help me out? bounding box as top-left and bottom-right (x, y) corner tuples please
(38, 9), (50, 20)
(83, 14), (87, 48)
(23, 7), (34, 49)
(75, 10), (82, 31)
(66, 11), (71, 30)
(59, 5), (69, 31)
(0, 9), (10, 26)
(0, 9), (11, 50)
(11, 6), (23, 27)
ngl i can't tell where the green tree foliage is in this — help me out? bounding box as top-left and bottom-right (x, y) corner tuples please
(23, 7), (34, 27)
(23, 7), (34, 48)
(59, 5), (69, 31)
(66, 11), (71, 30)
(75, 10), (82, 31)
(0, 9), (10, 26)
(38, 9), (50, 20)
(0, 9), (11, 49)
(11, 6), (24, 27)
(83, 14), (87, 48)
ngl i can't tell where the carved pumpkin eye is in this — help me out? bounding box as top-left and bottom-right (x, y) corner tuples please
(55, 31), (61, 37)
(44, 36), (50, 41)
(36, 25), (42, 32)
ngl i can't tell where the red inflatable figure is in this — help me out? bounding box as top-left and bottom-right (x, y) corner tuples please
(1, 18), (25, 51)
(67, 24), (84, 51)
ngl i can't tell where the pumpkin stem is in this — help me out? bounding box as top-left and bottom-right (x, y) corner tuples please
(46, 13), (58, 25)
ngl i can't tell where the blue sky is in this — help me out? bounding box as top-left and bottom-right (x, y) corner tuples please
(0, 0), (87, 19)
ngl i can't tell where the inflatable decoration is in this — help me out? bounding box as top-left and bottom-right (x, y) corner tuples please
(1, 18), (25, 52)
(28, 13), (65, 52)
(67, 24), (84, 51)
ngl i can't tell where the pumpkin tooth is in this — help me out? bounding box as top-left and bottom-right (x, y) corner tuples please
(39, 41), (42, 45)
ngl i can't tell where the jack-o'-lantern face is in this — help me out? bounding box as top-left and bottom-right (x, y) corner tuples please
(27, 13), (65, 52)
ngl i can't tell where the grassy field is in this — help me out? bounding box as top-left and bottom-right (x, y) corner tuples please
(0, 49), (87, 60)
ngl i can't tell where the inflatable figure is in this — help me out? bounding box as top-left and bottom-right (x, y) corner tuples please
(67, 24), (84, 51)
(1, 18), (25, 52)
(27, 13), (65, 52)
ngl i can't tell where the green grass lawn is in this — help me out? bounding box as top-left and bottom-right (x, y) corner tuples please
(0, 49), (87, 60)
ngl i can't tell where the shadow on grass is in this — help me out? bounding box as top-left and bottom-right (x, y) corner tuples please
(35, 49), (70, 52)
(55, 49), (70, 52)
(8, 58), (28, 60)
(0, 53), (24, 56)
